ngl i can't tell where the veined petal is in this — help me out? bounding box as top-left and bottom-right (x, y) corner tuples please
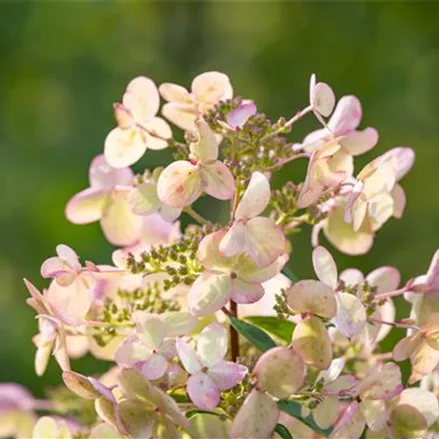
(310, 75), (335, 117)
(368, 193), (394, 231)
(157, 161), (203, 208)
(191, 71), (233, 104)
(65, 188), (108, 224)
(208, 360), (248, 391)
(104, 127), (147, 169)
(140, 353), (168, 380)
(351, 197), (368, 232)
(100, 192), (143, 246)
(330, 402), (365, 439)
(358, 362), (402, 400)
(175, 338), (202, 375)
(198, 230), (235, 271)
(313, 397), (340, 429)
(235, 172), (270, 219)
(230, 389), (279, 439)
(89, 154), (134, 189)
(161, 102), (197, 131)
(201, 161), (235, 201)
(128, 182), (160, 216)
(123, 76), (160, 121)
(339, 268), (364, 286)
(159, 83), (192, 104)
(312, 246), (338, 289)
(380, 147), (415, 181)
(187, 272), (232, 316)
(367, 266), (400, 294)
(410, 339), (439, 380)
(244, 217), (285, 267)
(56, 244), (80, 269)
(132, 312), (167, 350)
(197, 323), (228, 367)
(114, 336), (150, 366)
(328, 95), (362, 135)
(142, 117), (171, 150)
(391, 183), (406, 218)
(189, 119), (219, 163)
(238, 253), (288, 284)
(286, 280), (337, 318)
(161, 312), (197, 337)
(340, 127), (378, 156)
(361, 399), (387, 432)
(219, 222), (247, 258)
(187, 372), (220, 410)
(393, 332), (422, 361)
(226, 100), (257, 129)
(230, 278), (264, 304)
(332, 292), (366, 338)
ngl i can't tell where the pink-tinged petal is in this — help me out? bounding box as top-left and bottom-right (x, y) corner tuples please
(226, 100), (256, 129)
(292, 316), (333, 370)
(56, 244), (80, 269)
(302, 127), (329, 152)
(368, 193), (395, 231)
(367, 266), (400, 294)
(157, 160), (203, 208)
(361, 399), (387, 432)
(339, 268), (364, 286)
(391, 183), (406, 218)
(197, 323), (228, 367)
(140, 353), (168, 380)
(286, 280), (337, 319)
(45, 279), (91, 327)
(191, 71), (233, 104)
(187, 372), (220, 410)
(310, 75), (335, 117)
(219, 222), (247, 258)
(65, 188), (108, 224)
(230, 278), (264, 304)
(159, 83), (192, 103)
(393, 333), (422, 361)
(131, 312), (166, 350)
(113, 103), (134, 129)
(201, 161), (235, 200)
(426, 249), (439, 290)
(127, 182), (160, 216)
(238, 253), (288, 284)
(351, 198), (368, 232)
(235, 171), (270, 219)
(230, 389), (280, 439)
(380, 146), (415, 181)
(245, 217), (286, 267)
(123, 76), (160, 121)
(313, 397), (340, 429)
(161, 102), (197, 131)
(114, 337), (150, 366)
(254, 346), (305, 398)
(197, 230), (233, 270)
(333, 292), (366, 338)
(208, 360), (248, 391)
(188, 271), (231, 316)
(189, 119), (219, 163)
(158, 339), (177, 360)
(161, 311), (197, 337)
(100, 192), (143, 246)
(374, 299), (395, 343)
(312, 246), (338, 289)
(328, 95), (362, 135)
(160, 204), (182, 222)
(41, 257), (71, 281)
(358, 362), (402, 400)
(89, 154), (134, 189)
(142, 117), (172, 150)
(139, 213), (180, 246)
(330, 402), (365, 439)
(340, 127), (378, 156)
(104, 127), (147, 169)
(175, 338), (202, 375)
(344, 180), (364, 224)
(410, 339), (439, 381)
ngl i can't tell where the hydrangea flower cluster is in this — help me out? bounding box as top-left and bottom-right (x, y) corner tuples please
(4, 71), (439, 439)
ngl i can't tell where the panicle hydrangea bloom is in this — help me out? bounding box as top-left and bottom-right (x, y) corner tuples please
(8, 69), (439, 439)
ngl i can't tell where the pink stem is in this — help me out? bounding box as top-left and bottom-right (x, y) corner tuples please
(375, 286), (409, 300)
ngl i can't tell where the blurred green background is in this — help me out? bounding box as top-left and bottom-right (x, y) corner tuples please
(1, 1), (439, 397)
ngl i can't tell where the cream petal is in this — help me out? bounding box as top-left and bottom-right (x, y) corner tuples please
(123, 76), (160, 121)
(162, 102), (197, 131)
(332, 292), (366, 338)
(230, 278), (264, 304)
(313, 397), (340, 429)
(328, 95), (362, 135)
(197, 323), (228, 367)
(65, 188), (108, 224)
(104, 127), (147, 168)
(175, 338), (202, 375)
(89, 154), (134, 189)
(235, 171), (271, 219)
(189, 119), (219, 163)
(201, 161), (235, 201)
(159, 83), (192, 103)
(191, 71), (233, 104)
(312, 246), (338, 288)
(219, 222), (247, 258)
(391, 183), (406, 218)
(340, 127), (378, 156)
(142, 117), (172, 150)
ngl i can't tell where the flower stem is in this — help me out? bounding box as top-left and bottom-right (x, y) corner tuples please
(264, 152), (310, 173)
(184, 207), (209, 225)
(368, 317), (419, 331)
(375, 286), (409, 301)
(229, 300), (240, 362)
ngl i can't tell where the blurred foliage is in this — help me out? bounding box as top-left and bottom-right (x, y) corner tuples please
(1, 1), (439, 396)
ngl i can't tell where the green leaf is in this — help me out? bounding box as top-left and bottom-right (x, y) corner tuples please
(282, 266), (299, 282)
(278, 400), (332, 438)
(185, 409), (221, 420)
(228, 316), (276, 352)
(245, 316), (295, 343)
(274, 423), (293, 439)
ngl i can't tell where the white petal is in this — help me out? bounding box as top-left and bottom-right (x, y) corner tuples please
(339, 268), (364, 286)
(89, 154), (134, 189)
(366, 266), (400, 294)
(219, 222), (247, 258)
(191, 71), (233, 104)
(175, 338), (202, 375)
(208, 360), (248, 391)
(65, 188), (108, 224)
(201, 161), (235, 201)
(235, 172), (270, 219)
(156, 160), (203, 208)
(230, 278), (264, 304)
(161, 311), (197, 337)
(238, 253), (288, 284)
(159, 83), (192, 103)
(361, 400), (387, 432)
(312, 246), (338, 288)
(333, 292), (366, 338)
(142, 117), (172, 150)
(311, 79), (335, 117)
(328, 95), (362, 135)
(131, 312), (167, 350)
(104, 127), (147, 168)
(197, 323), (228, 367)
(114, 337), (150, 366)
(123, 76), (160, 121)
(161, 102), (196, 131)
(188, 272), (232, 316)
(189, 119), (219, 163)
(340, 127), (378, 156)
(127, 182), (160, 216)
